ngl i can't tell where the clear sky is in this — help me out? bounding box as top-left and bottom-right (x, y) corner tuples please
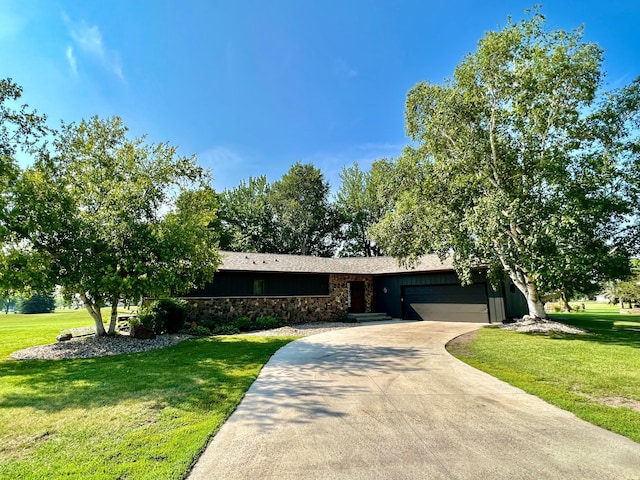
(2, 1), (639, 192)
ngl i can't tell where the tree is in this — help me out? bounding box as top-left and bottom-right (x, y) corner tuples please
(19, 293), (55, 314)
(217, 176), (276, 252)
(334, 162), (385, 257)
(270, 162), (339, 256)
(6, 116), (220, 335)
(0, 78), (47, 184)
(0, 295), (18, 314)
(615, 260), (640, 309)
(0, 79), (47, 295)
(372, 9), (635, 318)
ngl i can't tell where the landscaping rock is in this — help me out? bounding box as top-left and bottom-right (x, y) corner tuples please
(131, 325), (156, 339)
(56, 333), (73, 342)
(11, 333), (191, 360)
(500, 317), (585, 334)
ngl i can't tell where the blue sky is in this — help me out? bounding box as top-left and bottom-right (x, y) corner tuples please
(2, 1), (639, 192)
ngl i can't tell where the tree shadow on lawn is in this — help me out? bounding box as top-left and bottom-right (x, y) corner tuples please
(547, 313), (640, 348)
(0, 337), (290, 414)
(0, 335), (427, 429)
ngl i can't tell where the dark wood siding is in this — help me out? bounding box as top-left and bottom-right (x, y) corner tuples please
(374, 272), (461, 318)
(185, 271), (330, 297)
(374, 271), (498, 319)
(504, 278), (528, 319)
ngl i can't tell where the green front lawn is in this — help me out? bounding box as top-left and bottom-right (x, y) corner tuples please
(0, 310), (295, 479)
(447, 303), (640, 443)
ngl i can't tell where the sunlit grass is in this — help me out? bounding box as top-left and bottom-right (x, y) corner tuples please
(447, 302), (640, 443)
(0, 309), (295, 479)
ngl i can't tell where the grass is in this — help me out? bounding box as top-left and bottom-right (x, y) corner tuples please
(0, 309), (296, 479)
(447, 302), (640, 443)
(0, 309), (99, 359)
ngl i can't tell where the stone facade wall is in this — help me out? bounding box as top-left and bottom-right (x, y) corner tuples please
(185, 273), (373, 323)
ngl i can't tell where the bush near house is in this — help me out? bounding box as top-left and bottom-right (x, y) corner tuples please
(235, 316), (253, 331)
(138, 298), (189, 334)
(256, 315), (281, 330)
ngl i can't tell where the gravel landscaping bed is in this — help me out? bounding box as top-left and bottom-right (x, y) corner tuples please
(9, 322), (356, 361)
(500, 317), (586, 334)
(244, 322), (356, 337)
(10, 333), (193, 361)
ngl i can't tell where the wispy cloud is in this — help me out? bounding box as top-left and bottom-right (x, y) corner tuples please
(334, 58), (358, 79)
(65, 46), (78, 76)
(62, 12), (124, 80)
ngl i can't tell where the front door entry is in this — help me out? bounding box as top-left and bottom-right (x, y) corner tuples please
(348, 281), (365, 313)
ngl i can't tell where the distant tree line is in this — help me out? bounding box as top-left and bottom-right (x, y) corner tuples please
(216, 161), (390, 257)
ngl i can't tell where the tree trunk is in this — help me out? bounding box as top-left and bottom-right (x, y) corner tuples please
(80, 292), (106, 336)
(524, 279), (547, 318)
(107, 300), (119, 335)
(559, 291), (572, 312)
(508, 270), (548, 319)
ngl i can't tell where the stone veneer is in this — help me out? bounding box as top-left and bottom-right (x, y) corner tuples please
(185, 274), (373, 323)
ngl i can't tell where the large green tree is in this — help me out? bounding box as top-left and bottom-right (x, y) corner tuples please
(334, 162), (386, 257)
(270, 162), (339, 256)
(217, 176), (276, 252)
(6, 116), (220, 335)
(0, 79), (47, 294)
(372, 10), (635, 318)
(0, 78), (47, 181)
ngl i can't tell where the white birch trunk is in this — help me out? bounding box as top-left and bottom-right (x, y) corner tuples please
(107, 301), (119, 336)
(504, 266), (548, 320)
(524, 276), (547, 319)
(80, 292), (106, 336)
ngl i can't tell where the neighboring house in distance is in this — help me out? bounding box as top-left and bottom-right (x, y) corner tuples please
(182, 251), (528, 324)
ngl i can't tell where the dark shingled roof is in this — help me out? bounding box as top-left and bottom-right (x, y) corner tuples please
(218, 251), (454, 275)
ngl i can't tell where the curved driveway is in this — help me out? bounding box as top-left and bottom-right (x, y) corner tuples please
(189, 321), (640, 479)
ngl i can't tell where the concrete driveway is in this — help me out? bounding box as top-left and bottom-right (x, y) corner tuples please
(188, 321), (640, 479)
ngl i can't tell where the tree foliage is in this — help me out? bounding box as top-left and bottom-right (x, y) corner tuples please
(0, 78), (48, 292)
(218, 176), (276, 252)
(270, 162), (338, 256)
(6, 116), (220, 335)
(19, 292), (55, 314)
(0, 295), (18, 314)
(372, 9), (636, 318)
(614, 260), (640, 309)
(219, 163), (339, 256)
(334, 162), (386, 257)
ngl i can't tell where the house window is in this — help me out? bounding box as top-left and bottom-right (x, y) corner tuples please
(253, 279), (265, 296)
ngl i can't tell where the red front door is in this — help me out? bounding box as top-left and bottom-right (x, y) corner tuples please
(349, 281), (365, 313)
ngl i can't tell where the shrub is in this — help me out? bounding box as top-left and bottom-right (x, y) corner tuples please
(138, 298), (189, 334)
(128, 316), (141, 330)
(198, 317), (219, 332)
(157, 298), (189, 333)
(19, 293), (56, 314)
(256, 316), (281, 330)
(211, 324), (240, 335)
(235, 316), (253, 332)
(188, 325), (212, 336)
(137, 307), (163, 333)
